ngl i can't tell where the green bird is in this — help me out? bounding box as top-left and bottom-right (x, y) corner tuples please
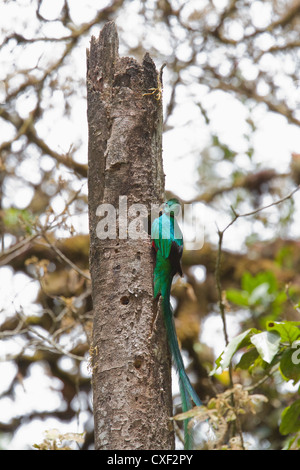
(151, 198), (202, 449)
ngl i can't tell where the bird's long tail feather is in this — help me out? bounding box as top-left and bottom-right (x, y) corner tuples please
(179, 375), (194, 450)
(162, 292), (202, 449)
(162, 292), (202, 408)
(154, 252), (202, 448)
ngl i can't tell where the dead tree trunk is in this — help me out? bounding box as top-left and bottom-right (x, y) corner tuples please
(87, 21), (174, 450)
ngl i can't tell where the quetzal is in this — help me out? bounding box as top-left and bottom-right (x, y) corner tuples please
(151, 198), (202, 449)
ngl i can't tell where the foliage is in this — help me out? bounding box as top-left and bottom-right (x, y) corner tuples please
(33, 429), (86, 450)
(226, 271), (287, 323)
(174, 384), (268, 449)
(213, 275), (300, 446)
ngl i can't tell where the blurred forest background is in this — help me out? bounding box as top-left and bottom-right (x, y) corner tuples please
(1, 0), (300, 450)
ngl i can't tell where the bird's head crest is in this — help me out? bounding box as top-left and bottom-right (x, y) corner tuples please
(163, 198), (181, 216)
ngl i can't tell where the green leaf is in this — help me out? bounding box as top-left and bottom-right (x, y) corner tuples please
(250, 331), (281, 364)
(280, 347), (300, 384)
(210, 328), (258, 375)
(241, 271), (277, 294)
(282, 434), (300, 450)
(280, 400), (300, 435)
(266, 321), (300, 345)
(3, 207), (34, 234)
(248, 283), (271, 306)
(241, 272), (255, 293)
(226, 289), (249, 307)
(236, 347), (260, 370)
(227, 271), (286, 320)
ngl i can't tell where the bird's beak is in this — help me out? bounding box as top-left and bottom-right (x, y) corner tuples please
(159, 202), (167, 214)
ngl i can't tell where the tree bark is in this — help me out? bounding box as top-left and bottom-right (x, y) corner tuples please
(86, 21), (174, 450)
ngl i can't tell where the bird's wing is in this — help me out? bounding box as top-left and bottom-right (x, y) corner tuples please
(151, 214), (173, 258)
